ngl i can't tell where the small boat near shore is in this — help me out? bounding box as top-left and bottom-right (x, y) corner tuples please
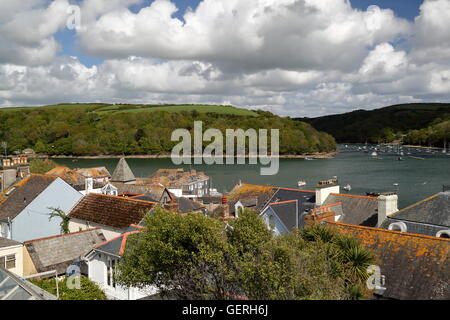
(297, 180), (307, 187)
(343, 184), (352, 191)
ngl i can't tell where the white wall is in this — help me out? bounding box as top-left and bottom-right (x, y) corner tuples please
(69, 218), (123, 241)
(0, 244), (24, 277)
(11, 178), (83, 242)
(87, 251), (157, 300)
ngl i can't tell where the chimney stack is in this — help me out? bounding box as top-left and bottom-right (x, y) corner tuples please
(221, 195), (229, 219)
(85, 177), (94, 194)
(377, 193), (398, 227)
(315, 178), (340, 206)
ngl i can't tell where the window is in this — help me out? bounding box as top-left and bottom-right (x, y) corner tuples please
(106, 258), (117, 288)
(388, 222), (407, 233)
(0, 255), (16, 270)
(436, 230), (450, 238)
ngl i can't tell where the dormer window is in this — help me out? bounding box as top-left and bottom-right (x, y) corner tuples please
(388, 221), (407, 233)
(436, 230), (450, 238)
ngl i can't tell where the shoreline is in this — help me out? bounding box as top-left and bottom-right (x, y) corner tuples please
(35, 152), (337, 160)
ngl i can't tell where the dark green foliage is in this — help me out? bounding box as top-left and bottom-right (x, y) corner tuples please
(30, 276), (107, 300)
(0, 103), (335, 156)
(29, 158), (58, 174)
(300, 103), (450, 145)
(117, 208), (375, 300)
(48, 207), (70, 234)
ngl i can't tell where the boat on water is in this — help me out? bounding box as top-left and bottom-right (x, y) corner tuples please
(304, 157), (314, 161)
(397, 157), (404, 161)
(371, 151), (378, 157)
(343, 184), (352, 191)
(297, 180), (307, 187)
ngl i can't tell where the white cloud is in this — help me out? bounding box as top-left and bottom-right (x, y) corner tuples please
(0, 0), (449, 117)
(0, 0), (70, 66)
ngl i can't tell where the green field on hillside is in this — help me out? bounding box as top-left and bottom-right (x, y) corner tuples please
(2, 103), (259, 116)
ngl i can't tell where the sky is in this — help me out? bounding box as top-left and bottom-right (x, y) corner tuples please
(1, 0), (449, 117)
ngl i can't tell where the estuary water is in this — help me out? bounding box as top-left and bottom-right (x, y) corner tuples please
(54, 145), (450, 209)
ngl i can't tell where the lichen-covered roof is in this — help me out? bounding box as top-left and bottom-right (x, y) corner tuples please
(147, 169), (209, 188)
(228, 183), (277, 214)
(76, 167), (111, 179)
(0, 175), (57, 221)
(329, 222), (450, 300)
(47, 166), (85, 186)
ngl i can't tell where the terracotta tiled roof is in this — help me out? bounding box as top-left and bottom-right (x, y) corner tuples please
(328, 222), (450, 300)
(0, 174), (57, 221)
(68, 193), (155, 229)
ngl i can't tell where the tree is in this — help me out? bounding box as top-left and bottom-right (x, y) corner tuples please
(29, 158), (58, 174)
(117, 208), (375, 300)
(48, 207), (70, 234)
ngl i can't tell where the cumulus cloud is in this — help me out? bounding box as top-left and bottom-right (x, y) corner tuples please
(0, 0), (449, 117)
(0, 0), (71, 66)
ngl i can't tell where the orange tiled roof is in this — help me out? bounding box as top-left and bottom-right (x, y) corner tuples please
(328, 221), (450, 300)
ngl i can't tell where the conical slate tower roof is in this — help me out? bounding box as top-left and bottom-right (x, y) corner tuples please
(111, 158), (136, 183)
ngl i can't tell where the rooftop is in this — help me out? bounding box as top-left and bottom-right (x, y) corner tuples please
(329, 222), (450, 300)
(68, 193), (155, 229)
(0, 174), (58, 222)
(91, 225), (144, 257)
(0, 237), (22, 249)
(111, 158), (136, 183)
(24, 229), (106, 274)
(323, 193), (378, 227)
(387, 191), (450, 227)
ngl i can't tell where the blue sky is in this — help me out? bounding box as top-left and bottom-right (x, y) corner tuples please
(57, 0), (425, 67)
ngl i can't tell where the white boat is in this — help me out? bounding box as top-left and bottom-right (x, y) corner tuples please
(343, 184), (352, 191)
(371, 151), (378, 157)
(297, 180), (307, 187)
(304, 157), (314, 161)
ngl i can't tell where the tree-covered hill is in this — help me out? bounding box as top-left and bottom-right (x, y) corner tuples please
(0, 103), (336, 156)
(298, 103), (450, 145)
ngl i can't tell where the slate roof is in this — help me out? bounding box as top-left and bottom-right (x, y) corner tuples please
(111, 158), (136, 183)
(330, 222), (450, 300)
(0, 174), (57, 222)
(265, 189), (316, 230)
(91, 225), (143, 257)
(68, 193), (155, 229)
(24, 229), (106, 274)
(177, 197), (205, 213)
(0, 237), (22, 249)
(323, 193), (378, 227)
(386, 191), (450, 227)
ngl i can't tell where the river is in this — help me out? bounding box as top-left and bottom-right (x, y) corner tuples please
(53, 145), (450, 209)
